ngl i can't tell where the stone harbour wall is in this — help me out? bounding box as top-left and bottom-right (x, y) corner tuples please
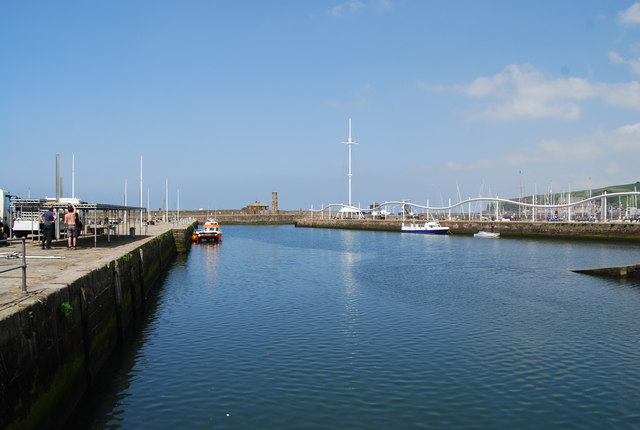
(198, 213), (302, 225)
(0, 223), (195, 430)
(295, 218), (640, 241)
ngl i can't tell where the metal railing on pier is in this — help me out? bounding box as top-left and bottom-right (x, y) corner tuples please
(172, 217), (196, 227)
(0, 238), (27, 293)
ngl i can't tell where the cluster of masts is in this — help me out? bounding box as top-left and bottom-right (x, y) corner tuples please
(331, 119), (640, 222)
(50, 153), (183, 224)
(314, 192), (640, 223)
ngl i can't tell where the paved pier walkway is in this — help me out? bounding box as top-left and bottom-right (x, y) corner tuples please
(0, 223), (178, 313)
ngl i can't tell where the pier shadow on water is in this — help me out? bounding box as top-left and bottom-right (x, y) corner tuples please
(65, 253), (189, 429)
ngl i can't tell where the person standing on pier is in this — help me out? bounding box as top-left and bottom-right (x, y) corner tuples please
(64, 204), (78, 249)
(40, 206), (56, 249)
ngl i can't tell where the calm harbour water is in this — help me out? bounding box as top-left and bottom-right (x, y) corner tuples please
(73, 225), (640, 429)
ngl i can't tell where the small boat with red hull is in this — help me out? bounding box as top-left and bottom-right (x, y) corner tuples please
(192, 219), (222, 243)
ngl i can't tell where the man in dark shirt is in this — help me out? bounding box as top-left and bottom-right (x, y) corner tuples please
(40, 206), (56, 249)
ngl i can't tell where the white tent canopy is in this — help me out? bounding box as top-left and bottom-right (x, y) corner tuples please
(336, 206), (364, 219)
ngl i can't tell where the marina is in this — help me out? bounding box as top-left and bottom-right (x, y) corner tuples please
(313, 190), (640, 224)
(0, 0), (640, 430)
(2, 209), (640, 429)
(2, 147), (640, 429)
(5, 1), (640, 428)
(69, 225), (640, 429)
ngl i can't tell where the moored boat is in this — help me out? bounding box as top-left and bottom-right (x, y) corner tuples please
(192, 219), (222, 243)
(401, 221), (450, 235)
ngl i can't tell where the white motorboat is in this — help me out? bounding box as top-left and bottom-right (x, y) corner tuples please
(474, 231), (500, 238)
(192, 219), (223, 243)
(401, 221), (450, 235)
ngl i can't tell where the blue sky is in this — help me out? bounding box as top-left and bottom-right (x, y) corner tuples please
(2, 1), (640, 210)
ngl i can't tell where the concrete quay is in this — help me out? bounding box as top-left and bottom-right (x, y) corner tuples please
(0, 221), (196, 430)
(0, 223), (172, 306)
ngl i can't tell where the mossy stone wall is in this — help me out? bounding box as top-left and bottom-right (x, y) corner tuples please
(0, 223), (196, 430)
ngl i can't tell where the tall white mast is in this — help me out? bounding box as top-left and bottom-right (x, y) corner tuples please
(165, 178), (169, 223)
(342, 118), (358, 206)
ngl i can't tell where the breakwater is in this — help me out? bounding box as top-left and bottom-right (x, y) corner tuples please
(0, 223), (195, 430)
(179, 210), (305, 225)
(295, 218), (640, 241)
(573, 263), (640, 277)
(209, 214), (300, 224)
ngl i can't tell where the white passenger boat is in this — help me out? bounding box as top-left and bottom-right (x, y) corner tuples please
(192, 219), (222, 243)
(474, 231), (500, 238)
(401, 221), (450, 235)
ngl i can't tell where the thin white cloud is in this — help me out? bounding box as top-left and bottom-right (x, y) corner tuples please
(597, 81), (640, 109)
(327, 96), (370, 109)
(444, 122), (640, 172)
(327, 81), (373, 108)
(609, 51), (626, 64)
(416, 81), (446, 92)
(616, 122), (640, 134)
(604, 163), (622, 175)
(329, 0), (391, 17)
(607, 122), (640, 150)
(619, 2), (640, 25)
(459, 64), (592, 120)
(329, 1), (365, 17)
(534, 137), (603, 160)
(375, 0), (392, 12)
(608, 50), (640, 75)
(445, 161), (464, 171)
(420, 64), (640, 120)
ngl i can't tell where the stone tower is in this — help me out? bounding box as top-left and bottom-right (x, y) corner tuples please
(271, 192), (278, 213)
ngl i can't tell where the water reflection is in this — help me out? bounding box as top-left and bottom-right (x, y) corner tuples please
(198, 242), (221, 278)
(339, 230), (363, 358)
(598, 275), (640, 291)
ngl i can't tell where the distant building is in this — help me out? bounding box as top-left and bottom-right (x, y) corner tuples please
(243, 201), (269, 214)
